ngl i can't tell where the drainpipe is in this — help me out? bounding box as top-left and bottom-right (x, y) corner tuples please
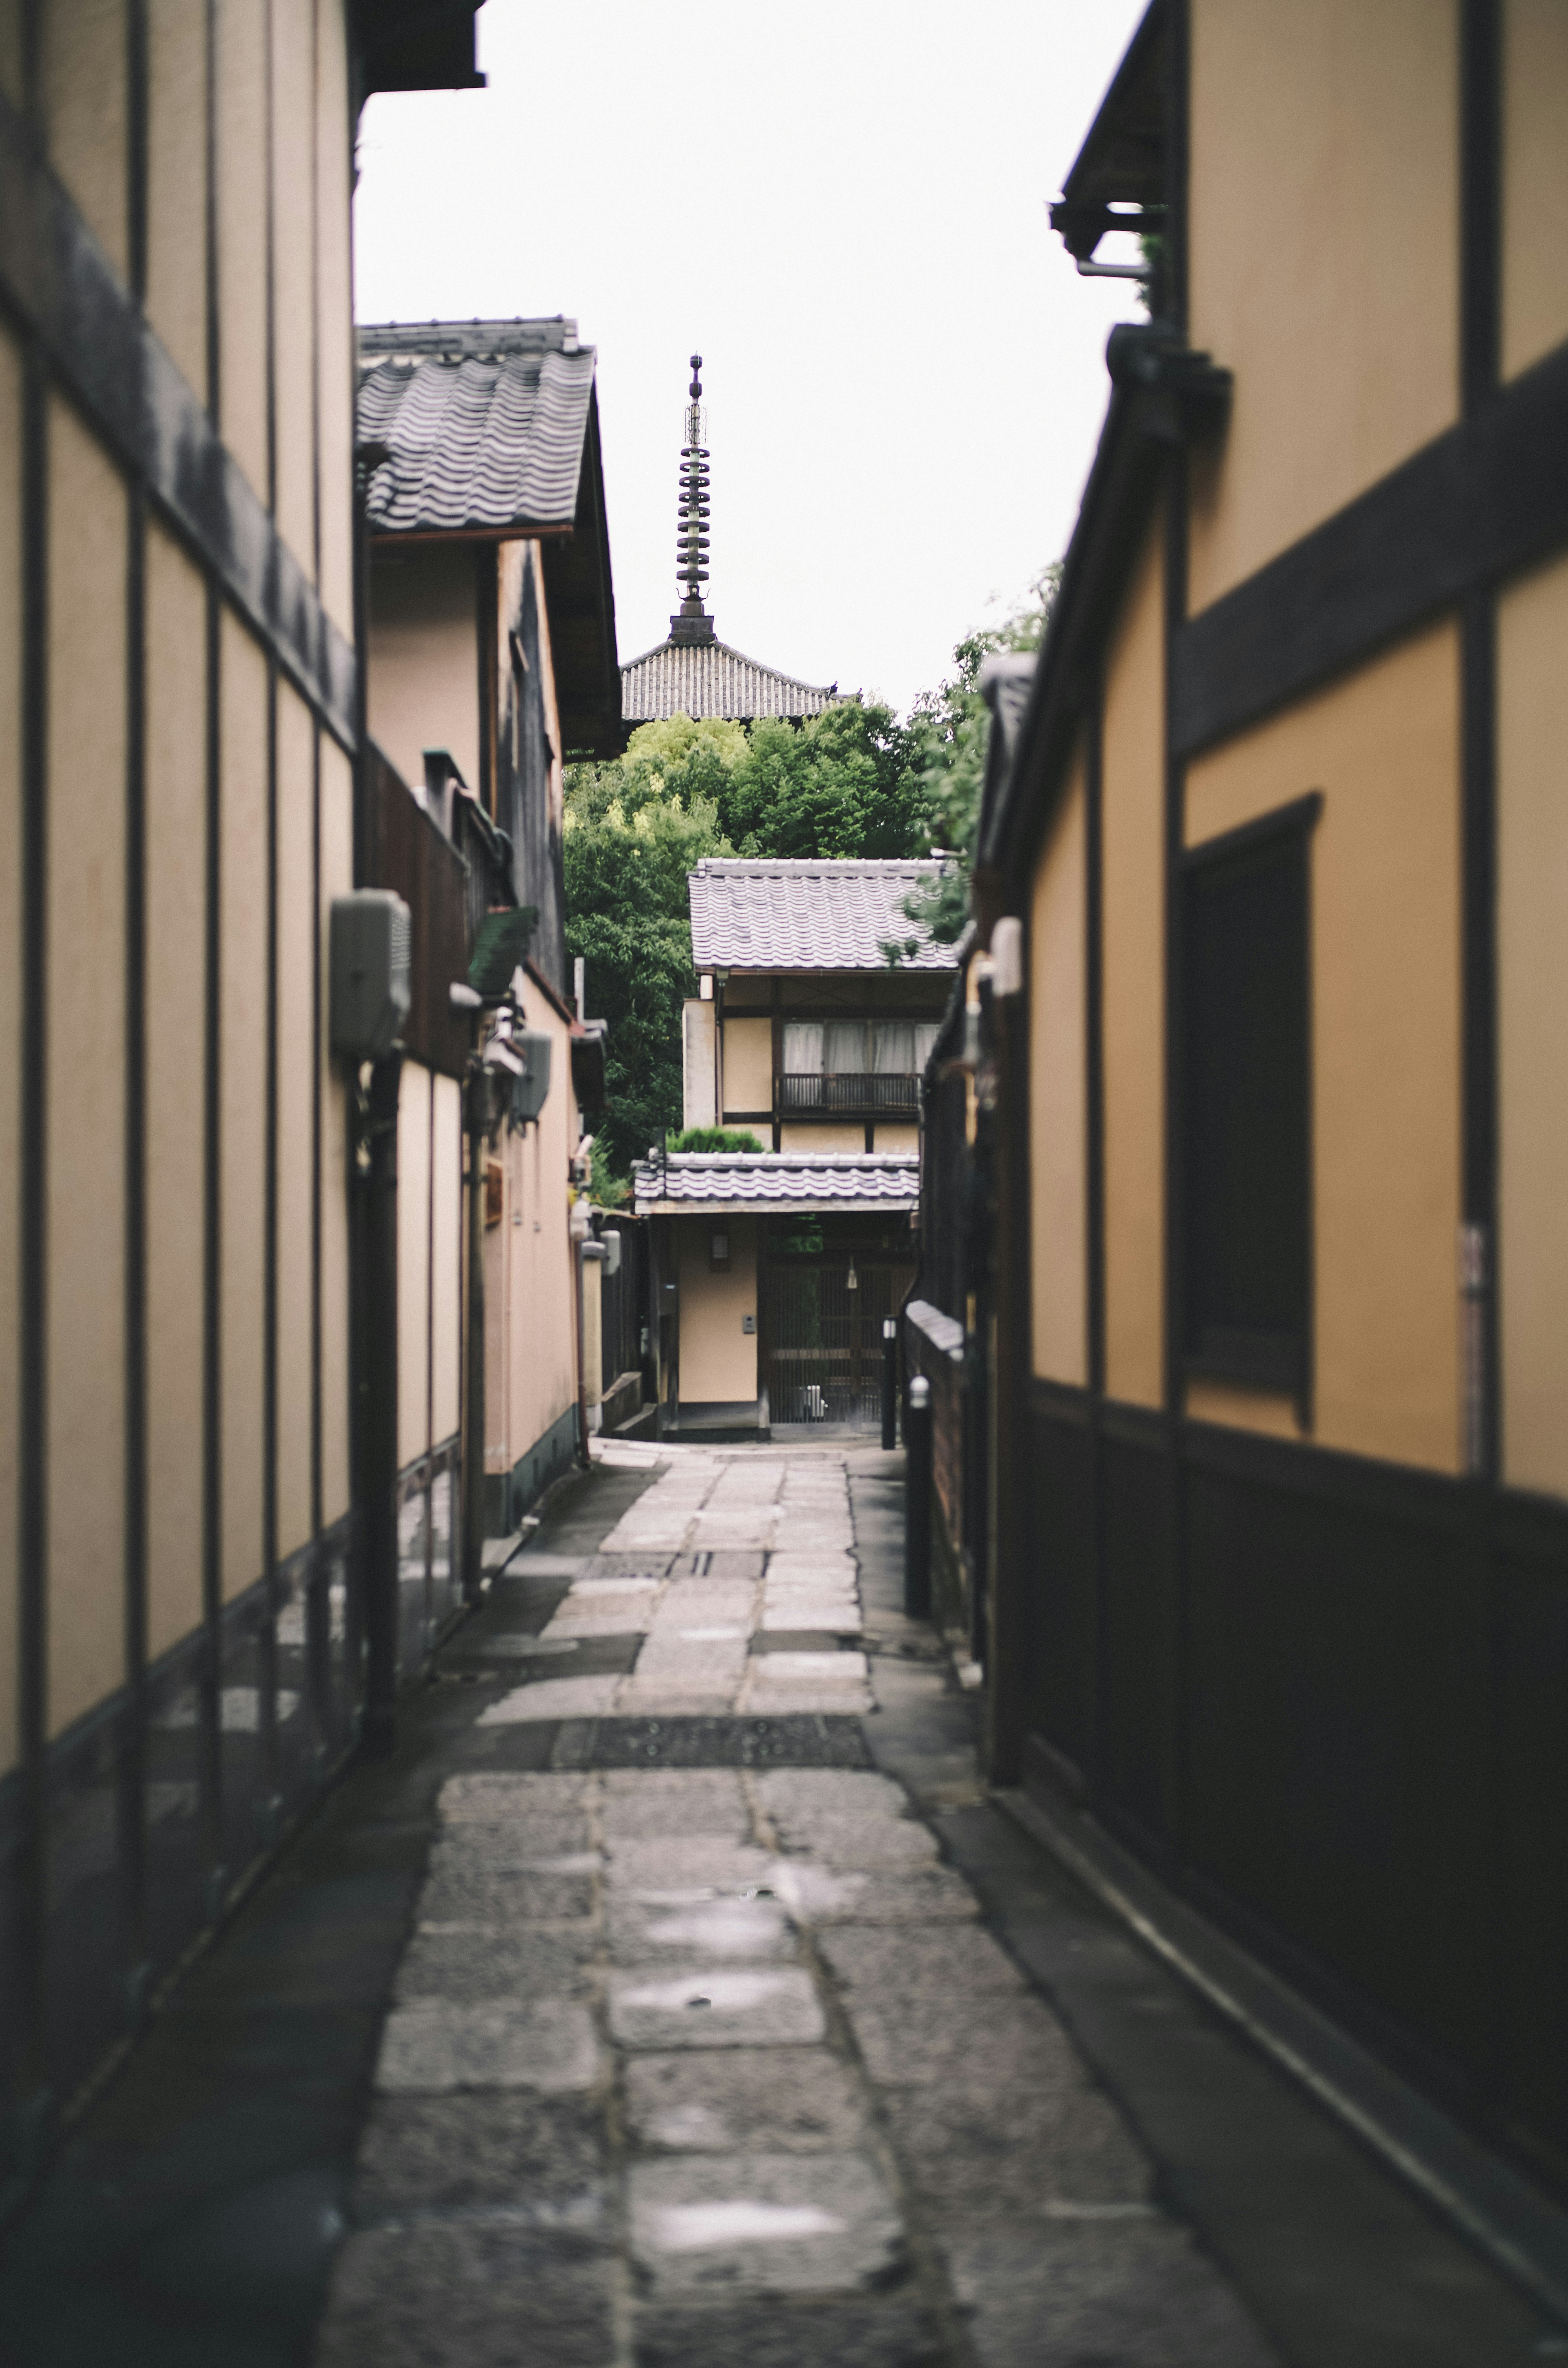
(356, 1049), (403, 1756)
(462, 1061), (493, 1599)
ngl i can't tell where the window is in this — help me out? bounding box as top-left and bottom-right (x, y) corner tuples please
(1180, 795), (1318, 1397)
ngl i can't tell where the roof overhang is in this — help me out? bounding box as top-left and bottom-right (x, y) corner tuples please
(1050, 0), (1165, 262)
(541, 386), (622, 759)
(637, 1197), (919, 1219)
(352, 2), (484, 100)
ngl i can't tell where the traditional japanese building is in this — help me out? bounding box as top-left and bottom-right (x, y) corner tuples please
(943, 0), (1568, 2203)
(619, 358), (838, 728)
(635, 858), (955, 1438)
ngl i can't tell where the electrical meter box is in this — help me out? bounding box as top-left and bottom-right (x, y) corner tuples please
(509, 1031), (552, 1127)
(330, 891), (411, 1061)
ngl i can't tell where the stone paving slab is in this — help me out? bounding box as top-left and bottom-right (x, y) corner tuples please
(609, 1964), (826, 2050)
(606, 1893), (797, 1965)
(627, 2152), (902, 2294)
(479, 1676), (621, 1723)
(625, 2047), (870, 2155)
(376, 1997), (599, 2093)
(351, 2091), (608, 2221)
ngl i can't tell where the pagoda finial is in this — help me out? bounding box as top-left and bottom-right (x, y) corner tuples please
(672, 352), (715, 645)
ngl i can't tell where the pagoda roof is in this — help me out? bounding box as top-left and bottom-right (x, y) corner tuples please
(620, 633), (838, 725)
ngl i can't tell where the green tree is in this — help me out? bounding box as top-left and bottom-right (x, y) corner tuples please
(886, 565), (1061, 958)
(721, 700), (923, 860)
(564, 779), (733, 1178)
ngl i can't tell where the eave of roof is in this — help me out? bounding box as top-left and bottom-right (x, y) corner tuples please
(633, 1151), (919, 1217)
(976, 326), (1229, 888)
(356, 326), (595, 539)
(1054, 0), (1166, 258)
(352, 2), (484, 98)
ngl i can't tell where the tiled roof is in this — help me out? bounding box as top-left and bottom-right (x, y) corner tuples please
(688, 859), (959, 973)
(356, 318), (595, 537)
(621, 637), (837, 723)
(633, 1152), (919, 1215)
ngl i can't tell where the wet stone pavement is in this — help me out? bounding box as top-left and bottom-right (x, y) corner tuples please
(313, 1443), (1280, 2368)
(5, 1440), (1557, 2367)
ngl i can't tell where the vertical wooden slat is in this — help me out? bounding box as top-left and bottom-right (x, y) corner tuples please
(13, 325), (47, 2129)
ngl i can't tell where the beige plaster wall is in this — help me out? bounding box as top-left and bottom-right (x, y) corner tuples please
(486, 977), (579, 1480)
(722, 1016), (773, 1116)
(215, 0), (268, 504)
(147, 0), (209, 401)
(780, 1123), (865, 1155)
(47, 399), (127, 1737)
(1029, 750), (1087, 1387)
(1501, 0), (1568, 381)
(315, 0), (354, 637)
(274, 683), (315, 1557)
(1185, 620), (1462, 1473)
(399, 1063), (434, 1472)
(1100, 519), (1166, 1409)
(145, 522), (207, 1661)
(43, 0), (128, 279)
(367, 545), (481, 796)
(0, 326), (17, 1770)
(1498, 549), (1568, 1496)
(678, 1219), (759, 1403)
(270, 0), (316, 580)
(220, 607), (269, 1601)
(872, 1123), (919, 1156)
(1187, 0), (1459, 611)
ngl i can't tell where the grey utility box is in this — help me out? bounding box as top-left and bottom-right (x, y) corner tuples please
(509, 1032), (552, 1127)
(330, 891), (411, 1062)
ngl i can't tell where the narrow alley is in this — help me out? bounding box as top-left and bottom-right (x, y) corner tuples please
(2, 1440), (1559, 2366)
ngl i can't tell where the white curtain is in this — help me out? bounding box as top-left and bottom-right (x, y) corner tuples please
(782, 1021), (824, 1075)
(913, 1022), (940, 1073)
(826, 1021), (868, 1075)
(872, 1022), (915, 1074)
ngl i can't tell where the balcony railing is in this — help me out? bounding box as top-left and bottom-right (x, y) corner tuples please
(777, 1073), (921, 1115)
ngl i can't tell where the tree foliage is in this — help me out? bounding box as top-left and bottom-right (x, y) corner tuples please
(564, 700), (926, 1181)
(885, 566), (1061, 959)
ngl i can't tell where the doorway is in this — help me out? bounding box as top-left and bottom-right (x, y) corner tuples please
(766, 1258), (913, 1429)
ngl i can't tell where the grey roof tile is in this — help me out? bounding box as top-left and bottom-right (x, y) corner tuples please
(356, 321), (595, 537)
(621, 637), (836, 723)
(688, 860), (958, 974)
(633, 1153), (919, 1215)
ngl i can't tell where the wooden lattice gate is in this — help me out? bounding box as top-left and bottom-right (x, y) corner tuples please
(766, 1260), (914, 1428)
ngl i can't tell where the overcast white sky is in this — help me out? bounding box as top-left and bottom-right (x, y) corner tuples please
(354, 0), (1149, 719)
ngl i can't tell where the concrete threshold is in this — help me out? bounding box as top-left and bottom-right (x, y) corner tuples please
(996, 1780), (1568, 2330)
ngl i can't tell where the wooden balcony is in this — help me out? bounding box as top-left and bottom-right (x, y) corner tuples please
(777, 1072), (921, 1115)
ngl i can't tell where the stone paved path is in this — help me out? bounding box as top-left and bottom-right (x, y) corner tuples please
(313, 1443), (1282, 2368)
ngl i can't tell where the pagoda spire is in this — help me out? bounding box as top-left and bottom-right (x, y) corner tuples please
(670, 352), (715, 646)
